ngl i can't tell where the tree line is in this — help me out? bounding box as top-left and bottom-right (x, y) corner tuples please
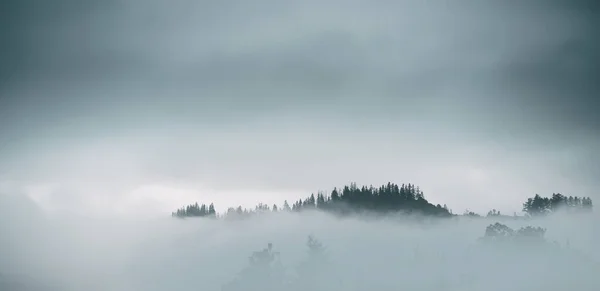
(522, 193), (593, 216)
(172, 182), (451, 218)
(171, 182), (593, 219)
(172, 202), (217, 218)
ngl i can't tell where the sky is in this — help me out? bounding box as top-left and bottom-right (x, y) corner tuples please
(1, 0), (599, 217)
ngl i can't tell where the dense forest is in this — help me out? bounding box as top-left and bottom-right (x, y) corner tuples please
(171, 182), (593, 219)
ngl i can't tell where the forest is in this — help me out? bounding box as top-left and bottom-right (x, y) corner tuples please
(0, 182), (596, 290)
(171, 182), (593, 219)
(169, 182), (597, 290)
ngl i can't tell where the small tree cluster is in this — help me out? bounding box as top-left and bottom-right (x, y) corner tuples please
(523, 193), (592, 216)
(463, 209), (481, 217)
(222, 243), (286, 291)
(171, 202), (216, 218)
(292, 235), (331, 291)
(222, 236), (331, 291)
(480, 222), (547, 244)
(287, 183), (450, 216)
(486, 209), (501, 217)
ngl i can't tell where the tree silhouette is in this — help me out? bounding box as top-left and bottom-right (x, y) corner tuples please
(221, 243), (287, 291)
(208, 203), (216, 218)
(523, 193), (592, 216)
(515, 226), (547, 243)
(291, 235), (331, 291)
(463, 210), (481, 217)
(282, 200), (291, 212)
(172, 202), (210, 218)
(480, 222), (547, 245)
(172, 183), (593, 219)
(487, 209), (501, 217)
(482, 222), (515, 241)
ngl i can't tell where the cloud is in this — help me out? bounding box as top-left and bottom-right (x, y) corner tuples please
(1, 193), (599, 290)
(0, 0), (598, 216)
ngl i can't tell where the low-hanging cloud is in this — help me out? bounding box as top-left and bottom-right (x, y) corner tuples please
(1, 193), (599, 291)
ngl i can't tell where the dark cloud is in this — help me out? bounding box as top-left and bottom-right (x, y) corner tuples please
(0, 0), (598, 213)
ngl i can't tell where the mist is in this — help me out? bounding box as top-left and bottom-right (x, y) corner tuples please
(1, 0), (599, 290)
(1, 192), (599, 291)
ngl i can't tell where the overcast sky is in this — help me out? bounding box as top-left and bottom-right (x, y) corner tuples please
(0, 0), (598, 217)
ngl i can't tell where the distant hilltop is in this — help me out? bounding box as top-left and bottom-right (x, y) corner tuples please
(171, 182), (593, 220)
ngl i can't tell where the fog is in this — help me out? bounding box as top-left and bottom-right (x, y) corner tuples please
(1, 0), (599, 289)
(1, 193), (598, 291)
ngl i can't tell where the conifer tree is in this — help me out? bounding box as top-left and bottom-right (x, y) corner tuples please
(222, 243), (286, 291)
(282, 200), (291, 212)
